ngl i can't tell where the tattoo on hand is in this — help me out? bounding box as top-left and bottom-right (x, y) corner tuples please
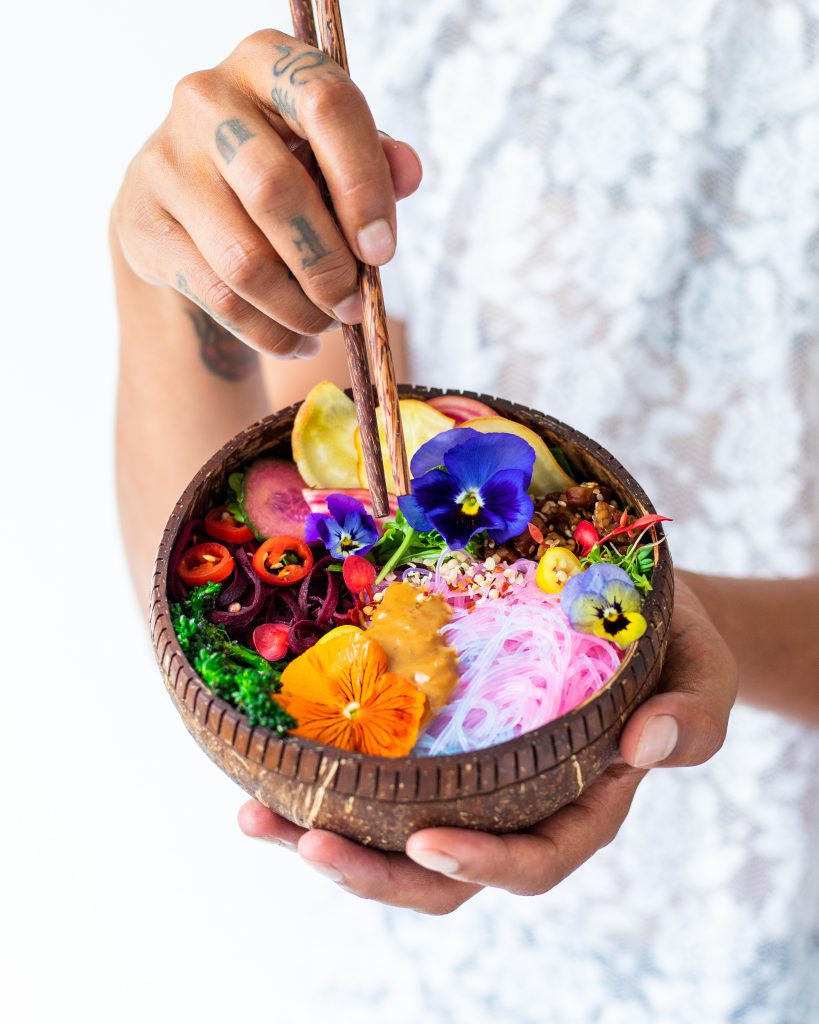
(215, 119), (255, 164)
(185, 309), (259, 381)
(290, 216), (329, 268)
(272, 45), (329, 85)
(269, 43), (343, 128)
(175, 274), (259, 381)
(270, 85), (300, 127)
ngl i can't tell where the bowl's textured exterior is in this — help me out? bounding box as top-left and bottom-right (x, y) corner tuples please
(150, 386), (674, 851)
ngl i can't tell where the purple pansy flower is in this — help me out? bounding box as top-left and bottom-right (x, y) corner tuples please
(398, 429), (535, 550)
(304, 494), (379, 559)
(560, 564), (646, 648)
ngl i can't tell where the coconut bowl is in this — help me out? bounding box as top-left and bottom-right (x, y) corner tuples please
(150, 386), (674, 851)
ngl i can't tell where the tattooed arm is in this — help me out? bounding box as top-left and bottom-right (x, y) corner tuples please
(112, 29), (421, 598)
(113, 228), (269, 598)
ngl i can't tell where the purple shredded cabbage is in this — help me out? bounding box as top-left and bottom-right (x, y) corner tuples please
(167, 518), (203, 601)
(171, 518), (355, 654)
(216, 565), (248, 609)
(207, 547), (265, 631)
(288, 620), (328, 654)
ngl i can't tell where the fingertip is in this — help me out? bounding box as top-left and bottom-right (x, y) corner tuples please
(237, 799), (277, 836)
(625, 713), (679, 768)
(296, 829), (331, 861)
(620, 692), (729, 768)
(379, 133), (423, 201)
(356, 218), (396, 266)
(293, 333), (322, 359)
(237, 800), (306, 848)
(297, 829), (365, 869)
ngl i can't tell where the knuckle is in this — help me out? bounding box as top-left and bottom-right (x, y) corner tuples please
(239, 28), (289, 54)
(139, 137), (176, 181)
(243, 172), (300, 218)
(301, 249), (357, 305)
(299, 76), (362, 127)
(217, 238), (269, 294)
(600, 819), (624, 849)
(121, 194), (162, 243)
(202, 278), (244, 324)
(173, 70), (219, 112)
(254, 322), (303, 358)
(277, 297), (332, 335)
(295, 308), (333, 335)
(338, 172), (391, 207)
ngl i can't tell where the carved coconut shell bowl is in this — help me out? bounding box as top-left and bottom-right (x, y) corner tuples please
(150, 386), (674, 851)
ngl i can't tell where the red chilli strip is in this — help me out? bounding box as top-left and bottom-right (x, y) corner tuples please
(343, 555), (376, 597)
(597, 514), (673, 547)
(527, 521), (545, 546)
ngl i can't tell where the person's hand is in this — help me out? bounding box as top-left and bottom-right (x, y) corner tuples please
(239, 576), (737, 914)
(112, 29), (422, 358)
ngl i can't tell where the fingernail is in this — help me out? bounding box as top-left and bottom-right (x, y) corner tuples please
(293, 334), (322, 360)
(407, 849), (460, 876)
(303, 859), (344, 883)
(357, 219), (395, 265)
(633, 715), (679, 767)
(332, 292), (363, 324)
(320, 319), (340, 334)
(378, 129), (394, 140)
(249, 836), (296, 851)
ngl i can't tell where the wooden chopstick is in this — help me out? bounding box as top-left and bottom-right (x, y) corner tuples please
(288, 0), (319, 46)
(289, 0), (410, 504)
(314, 0), (410, 497)
(289, 0), (389, 517)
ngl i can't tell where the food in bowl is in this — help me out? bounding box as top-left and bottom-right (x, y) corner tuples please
(167, 381), (670, 761)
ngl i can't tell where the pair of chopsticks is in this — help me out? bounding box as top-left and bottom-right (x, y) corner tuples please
(288, 0), (409, 517)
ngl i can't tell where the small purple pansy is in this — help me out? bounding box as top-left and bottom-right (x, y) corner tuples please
(304, 493), (379, 559)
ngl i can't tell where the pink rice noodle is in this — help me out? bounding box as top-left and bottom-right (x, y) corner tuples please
(412, 576), (622, 756)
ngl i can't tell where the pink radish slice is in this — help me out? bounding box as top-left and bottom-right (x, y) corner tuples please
(426, 395), (499, 424)
(301, 487), (399, 520)
(253, 623), (290, 662)
(242, 459), (310, 539)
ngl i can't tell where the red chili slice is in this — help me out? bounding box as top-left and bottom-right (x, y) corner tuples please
(178, 542), (235, 586)
(252, 536), (314, 586)
(205, 506), (254, 544)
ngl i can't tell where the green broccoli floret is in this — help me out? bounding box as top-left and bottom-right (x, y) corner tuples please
(171, 583), (295, 734)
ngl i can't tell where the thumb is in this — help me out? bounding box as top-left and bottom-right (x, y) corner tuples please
(619, 578), (738, 768)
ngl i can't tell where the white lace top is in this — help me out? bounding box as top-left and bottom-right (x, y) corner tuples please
(324, 2), (819, 1020)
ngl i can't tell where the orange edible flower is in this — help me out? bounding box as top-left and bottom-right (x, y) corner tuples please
(276, 632), (426, 757)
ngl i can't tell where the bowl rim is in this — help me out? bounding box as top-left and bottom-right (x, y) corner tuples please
(150, 385), (673, 803)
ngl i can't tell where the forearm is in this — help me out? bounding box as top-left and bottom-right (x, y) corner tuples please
(113, 225), (267, 600)
(680, 570), (819, 726)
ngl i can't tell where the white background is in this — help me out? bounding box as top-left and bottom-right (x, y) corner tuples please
(1, 3), (419, 1021)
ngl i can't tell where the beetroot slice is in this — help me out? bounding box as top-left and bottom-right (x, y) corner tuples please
(426, 395), (499, 424)
(302, 487), (398, 520)
(241, 458), (310, 539)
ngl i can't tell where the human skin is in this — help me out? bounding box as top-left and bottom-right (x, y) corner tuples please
(114, 29), (819, 916)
